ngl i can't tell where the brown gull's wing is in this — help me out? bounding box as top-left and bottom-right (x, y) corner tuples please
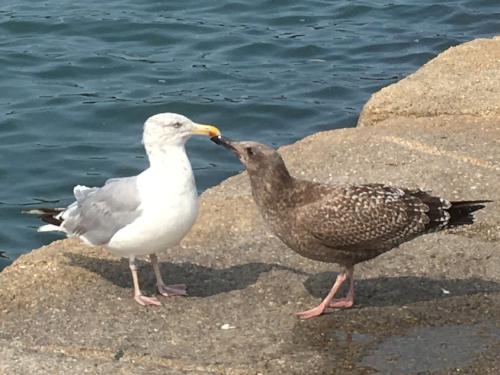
(294, 184), (438, 251)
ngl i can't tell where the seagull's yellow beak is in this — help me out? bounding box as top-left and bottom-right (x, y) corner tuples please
(191, 124), (221, 138)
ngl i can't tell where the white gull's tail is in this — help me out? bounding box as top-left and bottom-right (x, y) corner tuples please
(23, 207), (66, 232)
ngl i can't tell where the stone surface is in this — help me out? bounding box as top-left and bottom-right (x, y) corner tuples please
(1, 39), (499, 374)
(358, 36), (500, 127)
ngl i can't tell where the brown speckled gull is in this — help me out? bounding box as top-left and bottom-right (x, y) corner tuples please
(213, 136), (491, 319)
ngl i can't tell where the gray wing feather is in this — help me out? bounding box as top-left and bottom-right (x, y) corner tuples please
(62, 176), (142, 245)
(295, 184), (430, 251)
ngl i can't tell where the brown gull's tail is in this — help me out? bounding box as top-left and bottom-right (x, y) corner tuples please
(447, 200), (492, 227)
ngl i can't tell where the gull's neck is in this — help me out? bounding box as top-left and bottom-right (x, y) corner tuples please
(247, 160), (295, 211)
(145, 142), (193, 177)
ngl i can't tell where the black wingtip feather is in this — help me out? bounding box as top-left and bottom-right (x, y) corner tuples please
(23, 207), (64, 226)
(449, 200), (493, 207)
(40, 214), (63, 226)
(448, 200), (491, 227)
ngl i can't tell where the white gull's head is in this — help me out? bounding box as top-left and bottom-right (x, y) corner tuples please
(142, 113), (220, 155)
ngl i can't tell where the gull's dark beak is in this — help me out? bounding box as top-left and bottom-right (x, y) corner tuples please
(210, 135), (239, 154)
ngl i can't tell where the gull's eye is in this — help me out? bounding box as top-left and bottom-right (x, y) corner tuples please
(172, 122), (182, 129)
(246, 147), (254, 156)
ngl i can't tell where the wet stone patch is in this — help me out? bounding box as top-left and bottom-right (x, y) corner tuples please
(360, 322), (500, 374)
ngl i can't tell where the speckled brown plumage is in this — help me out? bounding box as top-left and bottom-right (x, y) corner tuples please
(214, 136), (491, 319)
(262, 182), (475, 266)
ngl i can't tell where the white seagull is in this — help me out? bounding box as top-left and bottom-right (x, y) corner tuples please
(26, 113), (221, 306)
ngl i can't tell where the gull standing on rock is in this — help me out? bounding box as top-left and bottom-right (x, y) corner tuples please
(26, 113), (221, 306)
(214, 137), (490, 319)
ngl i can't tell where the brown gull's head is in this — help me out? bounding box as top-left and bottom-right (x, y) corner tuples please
(211, 136), (290, 178)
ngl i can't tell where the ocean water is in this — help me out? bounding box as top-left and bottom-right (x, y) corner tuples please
(0, 0), (498, 268)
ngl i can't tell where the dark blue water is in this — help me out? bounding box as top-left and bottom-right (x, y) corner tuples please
(1, 0), (499, 268)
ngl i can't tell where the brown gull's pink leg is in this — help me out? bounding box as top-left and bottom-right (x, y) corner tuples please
(130, 256), (161, 306)
(150, 254), (187, 297)
(327, 267), (355, 309)
(295, 269), (348, 319)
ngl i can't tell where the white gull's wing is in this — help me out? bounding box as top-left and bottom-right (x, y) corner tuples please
(61, 176), (142, 246)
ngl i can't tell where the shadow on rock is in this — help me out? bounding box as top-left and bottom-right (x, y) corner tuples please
(304, 272), (500, 307)
(65, 253), (305, 297)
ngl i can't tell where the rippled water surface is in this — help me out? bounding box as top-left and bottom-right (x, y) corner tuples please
(1, 0), (499, 266)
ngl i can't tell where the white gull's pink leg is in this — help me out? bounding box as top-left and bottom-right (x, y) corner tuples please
(150, 254), (187, 297)
(130, 256), (161, 306)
